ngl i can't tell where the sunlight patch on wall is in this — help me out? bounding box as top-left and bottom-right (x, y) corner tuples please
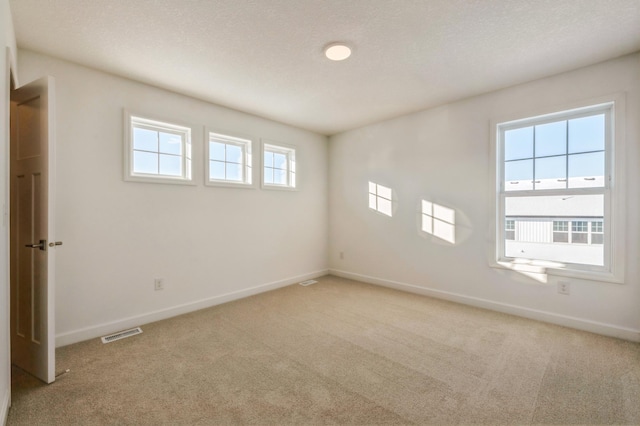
(421, 200), (455, 244)
(369, 182), (393, 217)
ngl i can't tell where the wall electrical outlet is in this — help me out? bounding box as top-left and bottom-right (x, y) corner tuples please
(154, 278), (164, 291)
(557, 281), (570, 295)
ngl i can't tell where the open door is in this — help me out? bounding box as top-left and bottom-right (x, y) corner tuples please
(10, 76), (57, 384)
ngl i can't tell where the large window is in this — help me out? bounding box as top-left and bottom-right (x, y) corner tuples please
(494, 101), (623, 281)
(262, 142), (296, 189)
(125, 112), (193, 184)
(207, 131), (253, 187)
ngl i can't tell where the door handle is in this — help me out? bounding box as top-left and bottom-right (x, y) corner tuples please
(25, 239), (47, 251)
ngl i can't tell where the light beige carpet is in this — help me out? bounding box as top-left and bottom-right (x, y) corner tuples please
(7, 275), (640, 425)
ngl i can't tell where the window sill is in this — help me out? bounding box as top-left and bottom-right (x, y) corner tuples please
(491, 259), (623, 284)
(205, 180), (256, 189)
(262, 183), (297, 191)
(124, 175), (196, 186)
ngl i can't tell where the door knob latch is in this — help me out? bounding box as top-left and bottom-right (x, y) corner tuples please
(25, 239), (47, 251)
(48, 241), (63, 248)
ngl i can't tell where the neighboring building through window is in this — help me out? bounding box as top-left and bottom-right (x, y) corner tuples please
(263, 142), (296, 189)
(495, 101), (619, 278)
(207, 132), (253, 187)
(125, 112), (192, 184)
(505, 219), (515, 240)
(368, 182), (393, 217)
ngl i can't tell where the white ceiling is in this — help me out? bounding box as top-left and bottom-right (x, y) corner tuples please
(9, 0), (640, 135)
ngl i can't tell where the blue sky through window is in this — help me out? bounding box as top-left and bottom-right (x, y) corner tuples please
(504, 113), (604, 189)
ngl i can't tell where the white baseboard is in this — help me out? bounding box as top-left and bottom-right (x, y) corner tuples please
(0, 387), (9, 426)
(56, 270), (329, 347)
(330, 269), (640, 342)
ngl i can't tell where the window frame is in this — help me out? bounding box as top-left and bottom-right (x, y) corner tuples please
(490, 95), (626, 283)
(261, 140), (297, 190)
(205, 129), (256, 189)
(124, 111), (195, 185)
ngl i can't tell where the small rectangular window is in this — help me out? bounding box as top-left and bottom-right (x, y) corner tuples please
(262, 141), (296, 189)
(505, 219), (515, 241)
(553, 220), (569, 243)
(125, 112), (193, 184)
(206, 131), (253, 187)
(571, 221), (588, 244)
(591, 220), (604, 245)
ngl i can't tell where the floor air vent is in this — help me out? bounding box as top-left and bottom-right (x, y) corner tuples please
(299, 280), (318, 286)
(101, 327), (143, 344)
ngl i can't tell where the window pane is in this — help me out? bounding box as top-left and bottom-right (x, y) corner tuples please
(133, 127), (158, 152)
(553, 232), (569, 243)
(274, 168), (287, 185)
(535, 121), (566, 157)
(553, 221), (568, 232)
(568, 114), (605, 154)
(226, 144), (243, 164)
(226, 162), (242, 181)
(210, 161), (224, 180)
(210, 142), (225, 161)
(504, 159), (533, 191)
(264, 151), (274, 167)
(568, 151), (604, 188)
(159, 154), (182, 176)
(591, 221), (603, 232)
(534, 156), (566, 190)
(273, 153), (287, 169)
(159, 132), (182, 155)
(133, 151), (158, 174)
(504, 127), (533, 161)
(263, 167), (273, 184)
(572, 233), (588, 244)
(592, 234), (603, 244)
(572, 221), (588, 232)
(505, 230), (515, 240)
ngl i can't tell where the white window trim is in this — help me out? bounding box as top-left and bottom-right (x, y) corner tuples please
(205, 128), (256, 189)
(489, 94), (626, 284)
(123, 110), (195, 185)
(261, 140), (297, 190)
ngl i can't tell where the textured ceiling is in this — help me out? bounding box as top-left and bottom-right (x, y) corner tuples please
(9, 0), (640, 135)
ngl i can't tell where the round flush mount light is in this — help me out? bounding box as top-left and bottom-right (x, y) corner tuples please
(324, 43), (352, 61)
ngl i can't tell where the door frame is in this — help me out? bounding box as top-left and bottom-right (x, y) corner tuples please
(4, 46), (19, 408)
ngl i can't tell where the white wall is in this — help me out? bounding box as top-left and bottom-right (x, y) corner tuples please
(329, 53), (640, 341)
(1, 0), (17, 421)
(17, 50), (329, 346)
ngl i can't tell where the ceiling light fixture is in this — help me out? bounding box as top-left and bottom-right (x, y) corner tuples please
(324, 43), (352, 61)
